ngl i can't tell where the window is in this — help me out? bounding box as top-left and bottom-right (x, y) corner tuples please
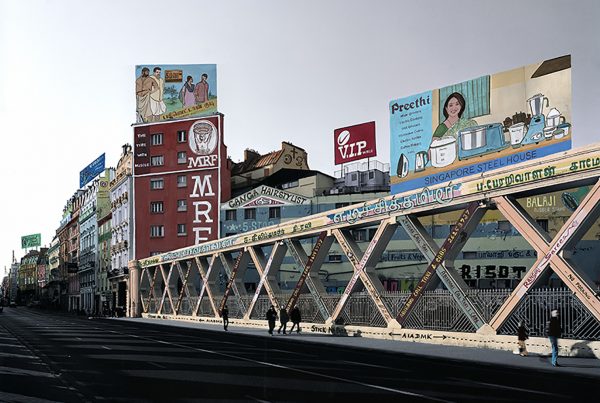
(150, 225), (164, 238)
(351, 173), (358, 182)
(177, 130), (187, 143)
(225, 209), (236, 220)
(150, 251), (162, 256)
(177, 151), (187, 164)
(536, 219), (549, 233)
(151, 155), (164, 166)
(150, 201), (164, 213)
(463, 251), (477, 259)
(352, 229), (367, 241)
(328, 254), (342, 262)
(368, 228), (377, 241)
(269, 207), (281, 219)
(177, 175), (187, 187)
(151, 133), (163, 145)
(497, 220), (511, 232)
(335, 202), (350, 209)
(368, 171), (375, 180)
(177, 224), (186, 236)
(244, 208), (256, 220)
(150, 178), (164, 190)
(177, 199), (187, 211)
(281, 180), (298, 189)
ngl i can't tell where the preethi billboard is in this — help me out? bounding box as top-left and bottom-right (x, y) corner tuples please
(390, 55), (572, 194)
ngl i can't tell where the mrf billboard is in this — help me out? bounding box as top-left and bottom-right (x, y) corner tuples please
(389, 55), (572, 194)
(334, 121), (377, 165)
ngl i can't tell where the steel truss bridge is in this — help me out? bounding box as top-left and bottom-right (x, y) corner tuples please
(130, 143), (600, 340)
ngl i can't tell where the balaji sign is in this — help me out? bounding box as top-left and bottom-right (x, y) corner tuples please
(334, 121), (377, 165)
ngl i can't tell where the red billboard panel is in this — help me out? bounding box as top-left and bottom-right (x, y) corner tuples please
(334, 121), (377, 165)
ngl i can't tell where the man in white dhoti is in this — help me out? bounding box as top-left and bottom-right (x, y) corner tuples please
(135, 67), (153, 123)
(149, 67), (167, 122)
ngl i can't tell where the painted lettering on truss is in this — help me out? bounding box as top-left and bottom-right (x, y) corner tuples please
(523, 219), (580, 289)
(330, 183), (457, 225)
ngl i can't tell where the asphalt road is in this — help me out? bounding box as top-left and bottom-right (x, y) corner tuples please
(0, 307), (597, 402)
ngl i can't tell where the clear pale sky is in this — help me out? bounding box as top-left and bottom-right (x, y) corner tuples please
(1, 0), (599, 273)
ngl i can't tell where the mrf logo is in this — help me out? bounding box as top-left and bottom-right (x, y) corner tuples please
(334, 121), (377, 165)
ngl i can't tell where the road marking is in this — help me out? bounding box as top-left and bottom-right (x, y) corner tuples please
(149, 361), (167, 369)
(102, 345), (111, 350)
(0, 365), (56, 378)
(0, 352), (37, 359)
(116, 331), (451, 402)
(0, 391), (63, 403)
(245, 395), (271, 402)
(447, 377), (568, 397)
(341, 360), (409, 372)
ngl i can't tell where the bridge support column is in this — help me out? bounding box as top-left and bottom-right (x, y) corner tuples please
(128, 260), (141, 318)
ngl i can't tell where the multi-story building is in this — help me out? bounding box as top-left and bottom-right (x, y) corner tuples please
(132, 114), (231, 259)
(230, 142), (309, 193)
(97, 169), (114, 314)
(110, 144), (133, 314)
(60, 190), (84, 312)
(45, 238), (60, 306)
(17, 249), (48, 304)
(79, 181), (98, 314)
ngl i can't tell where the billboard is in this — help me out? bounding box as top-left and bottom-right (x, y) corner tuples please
(80, 153), (106, 188)
(135, 64), (217, 124)
(390, 55), (572, 194)
(334, 121), (377, 165)
(21, 233), (41, 249)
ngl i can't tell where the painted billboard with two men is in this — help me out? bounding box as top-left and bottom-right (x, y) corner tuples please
(135, 64), (217, 123)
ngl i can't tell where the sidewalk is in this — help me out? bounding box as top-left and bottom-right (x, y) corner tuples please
(118, 316), (600, 378)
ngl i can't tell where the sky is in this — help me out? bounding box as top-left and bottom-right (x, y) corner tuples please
(1, 0), (599, 273)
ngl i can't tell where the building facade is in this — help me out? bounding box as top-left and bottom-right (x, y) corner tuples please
(132, 115), (231, 259)
(78, 181), (98, 314)
(110, 145), (133, 315)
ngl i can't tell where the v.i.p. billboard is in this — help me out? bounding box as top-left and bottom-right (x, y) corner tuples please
(390, 55), (572, 194)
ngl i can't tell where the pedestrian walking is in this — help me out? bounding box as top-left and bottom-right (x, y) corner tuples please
(546, 309), (562, 367)
(221, 305), (229, 331)
(266, 305), (278, 335)
(517, 320), (528, 356)
(289, 305), (302, 334)
(278, 306), (289, 334)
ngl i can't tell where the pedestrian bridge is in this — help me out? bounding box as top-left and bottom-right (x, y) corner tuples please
(129, 143), (600, 346)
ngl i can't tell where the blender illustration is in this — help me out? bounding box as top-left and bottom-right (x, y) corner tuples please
(521, 94), (549, 145)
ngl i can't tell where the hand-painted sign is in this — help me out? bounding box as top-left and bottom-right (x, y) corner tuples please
(80, 153), (105, 188)
(390, 55), (572, 194)
(334, 121), (377, 165)
(21, 233), (41, 249)
(138, 145), (600, 268)
(285, 232), (327, 311)
(397, 202), (480, 324)
(222, 185), (309, 209)
(135, 64), (217, 124)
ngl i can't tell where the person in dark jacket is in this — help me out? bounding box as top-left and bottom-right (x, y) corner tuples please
(266, 305), (277, 335)
(517, 320), (528, 356)
(278, 306), (289, 334)
(547, 309), (562, 367)
(289, 305), (302, 334)
(221, 305), (229, 331)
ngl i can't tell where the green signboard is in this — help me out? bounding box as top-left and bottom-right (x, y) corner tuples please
(21, 233), (41, 249)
